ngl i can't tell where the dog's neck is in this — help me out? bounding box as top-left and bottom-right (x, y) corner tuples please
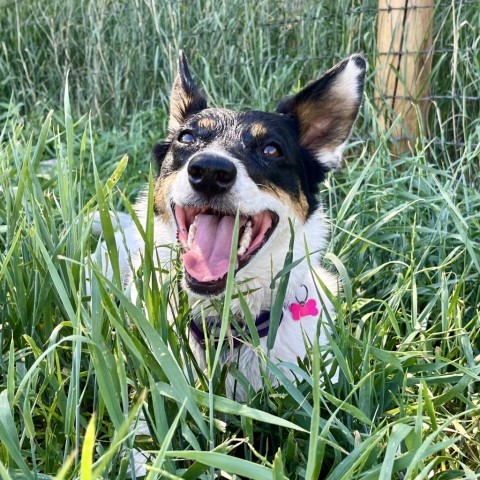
(188, 262), (336, 352)
(189, 310), (275, 349)
(189, 259), (318, 322)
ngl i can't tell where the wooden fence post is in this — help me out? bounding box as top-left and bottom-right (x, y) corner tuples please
(376, 0), (434, 154)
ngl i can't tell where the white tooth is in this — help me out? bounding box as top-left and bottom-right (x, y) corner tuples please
(237, 222), (253, 256)
(242, 227), (252, 242)
(187, 215), (198, 248)
(240, 233), (251, 248)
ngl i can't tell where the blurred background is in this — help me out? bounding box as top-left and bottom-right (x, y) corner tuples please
(1, 0), (478, 165)
(1, 1), (480, 476)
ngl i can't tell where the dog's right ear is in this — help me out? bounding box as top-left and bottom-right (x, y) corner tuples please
(168, 51), (208, 134)
(277, 55), (366, 171)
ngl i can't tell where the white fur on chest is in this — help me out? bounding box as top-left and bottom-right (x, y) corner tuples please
(91, 200), (338, 401)
(189, 270), (337, 401)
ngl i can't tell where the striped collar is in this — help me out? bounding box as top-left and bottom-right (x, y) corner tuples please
(189, 310), (282, 349)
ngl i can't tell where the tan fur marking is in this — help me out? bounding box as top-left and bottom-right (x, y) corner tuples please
(197, 117), (216, 129)
(154, 173), (176, 223)
(261, 183), (309, 221)
(251, 123), (268, 139)
(171, 90), (194, 117)
(297, 96), (357, 152)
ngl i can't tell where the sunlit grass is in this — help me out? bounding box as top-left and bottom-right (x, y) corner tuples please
(1, 0), (480, 478)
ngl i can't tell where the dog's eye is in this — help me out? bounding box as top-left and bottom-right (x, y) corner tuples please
(263, 144), (282, 158)
(178, 132), (196, 145)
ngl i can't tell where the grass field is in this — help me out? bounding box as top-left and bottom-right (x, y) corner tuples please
(1, 0), (480, 478)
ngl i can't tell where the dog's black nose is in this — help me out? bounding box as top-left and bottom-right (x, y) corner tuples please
(187, 155), (237, 195)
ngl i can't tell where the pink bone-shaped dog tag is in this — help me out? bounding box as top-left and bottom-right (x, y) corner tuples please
(289, 298), (319, 321)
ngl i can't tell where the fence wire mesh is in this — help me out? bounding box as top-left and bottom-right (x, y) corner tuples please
(0, 0), (478, 158)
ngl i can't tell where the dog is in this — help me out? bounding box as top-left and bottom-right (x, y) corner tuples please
(94, 52), (366, 401)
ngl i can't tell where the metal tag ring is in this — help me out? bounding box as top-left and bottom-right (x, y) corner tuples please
(295, 284), (309, 306)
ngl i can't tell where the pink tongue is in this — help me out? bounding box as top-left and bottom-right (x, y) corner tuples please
(182, 214), (236, 282)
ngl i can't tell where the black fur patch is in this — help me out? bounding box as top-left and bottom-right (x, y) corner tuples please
(155, 108), (329, 217)
(152, 142), (170, 173)
(153, 53), (365, 219)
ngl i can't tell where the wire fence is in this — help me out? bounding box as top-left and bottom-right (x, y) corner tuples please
(0, 0), (478, 157)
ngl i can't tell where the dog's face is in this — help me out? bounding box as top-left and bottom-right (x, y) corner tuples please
(152, 53), (365, 298)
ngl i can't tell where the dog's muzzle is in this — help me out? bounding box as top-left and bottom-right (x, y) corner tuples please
(187, 153), (237, 196)
(173, 152), (279, 295)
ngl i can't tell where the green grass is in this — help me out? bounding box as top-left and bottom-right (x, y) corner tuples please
(1, 0), (480, 478)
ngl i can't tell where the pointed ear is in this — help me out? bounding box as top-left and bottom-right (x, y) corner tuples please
(168, 51), (208, 133)
(277, 55), (366, 170)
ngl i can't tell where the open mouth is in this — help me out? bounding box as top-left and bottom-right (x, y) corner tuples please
(174, 205), (279, 294)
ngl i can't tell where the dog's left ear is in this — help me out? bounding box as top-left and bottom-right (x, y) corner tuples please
(168, 51), (208, 134)
(277, 55), (366, 170)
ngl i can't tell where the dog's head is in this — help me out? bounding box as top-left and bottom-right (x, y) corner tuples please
(153, 52), (365, 300)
